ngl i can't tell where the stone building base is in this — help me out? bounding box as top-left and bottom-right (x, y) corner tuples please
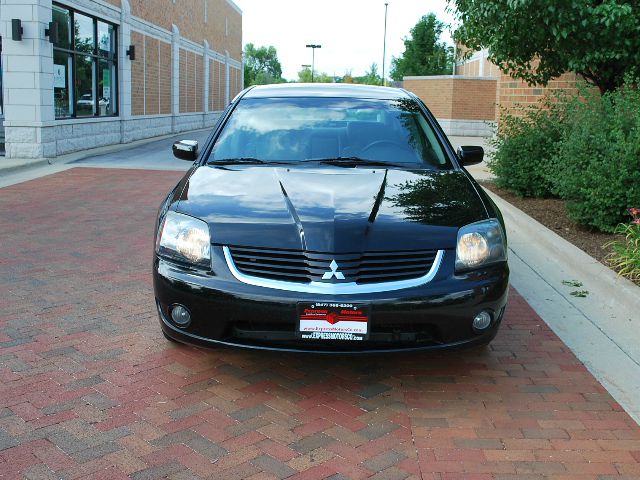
(3, 112), (222, 161)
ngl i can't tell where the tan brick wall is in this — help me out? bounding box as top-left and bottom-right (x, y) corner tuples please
(159, 42), (172, 114)
(404, 77), (497, 121)
(179, 49), (204, 113)
(455, 59), (501, 78)
(145, 36), (159, 115)
(129, 0), (242, 61)
(209, 59), (226, 111)
(195, 55), (204, 112)
(131, 31), (145, 116)
(131, 32), (172, 116)
(229, 66), (241, 100)
(455, 54), (582, 120)
(404, 78), (454, 118)
(498, 71), (580, 117)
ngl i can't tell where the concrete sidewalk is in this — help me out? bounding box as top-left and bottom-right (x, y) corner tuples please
(0, 128), (208, 188)
(486, 190), (640, 424)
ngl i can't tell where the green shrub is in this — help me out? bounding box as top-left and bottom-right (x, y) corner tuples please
(606, 209), (640, 283)
(549, 85), (640, 232)
(488, 97), (566, 197)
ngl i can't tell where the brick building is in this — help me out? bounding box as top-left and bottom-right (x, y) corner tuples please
(403, 47), (579, 136)
(0, 0), (243, 165)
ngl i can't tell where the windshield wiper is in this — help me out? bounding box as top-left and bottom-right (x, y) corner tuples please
(311, 157), (403, 168)
(208, 158), (289, 165)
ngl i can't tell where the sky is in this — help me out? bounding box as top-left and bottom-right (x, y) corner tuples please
(233, 0), (457, 81)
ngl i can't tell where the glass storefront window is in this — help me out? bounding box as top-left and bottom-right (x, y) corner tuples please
(52, 5), (72, 50)
(98, 22), (115, 58)
(74, 13), (94, 54)
(52, 3), (118, 119)
(53, 50), (73, 118)
(99, 59), (117, 116)
(75, 55), (95, 117)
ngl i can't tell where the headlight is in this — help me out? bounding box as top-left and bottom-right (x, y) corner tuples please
(455, 219), (506, 272)
(156, 211), (211, 267)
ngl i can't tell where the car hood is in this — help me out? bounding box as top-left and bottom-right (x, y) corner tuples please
(175, 166), (488, 252)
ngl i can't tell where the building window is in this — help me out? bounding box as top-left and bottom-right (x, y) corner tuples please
(52, 4), (118, 119)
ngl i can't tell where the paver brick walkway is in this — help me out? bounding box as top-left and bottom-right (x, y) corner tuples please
(1, 168), (639, 479)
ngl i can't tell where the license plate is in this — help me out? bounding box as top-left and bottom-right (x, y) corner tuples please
(297, 302), (370, 341)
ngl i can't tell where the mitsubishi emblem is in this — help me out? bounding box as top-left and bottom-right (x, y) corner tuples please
(322, 260), (345, 280)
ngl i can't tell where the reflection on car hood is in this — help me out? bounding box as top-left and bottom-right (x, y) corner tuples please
(175, 166), (488, 252)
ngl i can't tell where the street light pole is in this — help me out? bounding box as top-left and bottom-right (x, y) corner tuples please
(306, 44), (322, 82)
(382, 3), (389, 86)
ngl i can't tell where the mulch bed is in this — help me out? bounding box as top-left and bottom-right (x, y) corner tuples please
(479, 181), (618, 265)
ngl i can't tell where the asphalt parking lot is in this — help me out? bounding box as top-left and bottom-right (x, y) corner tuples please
(1, 167), (640, 479)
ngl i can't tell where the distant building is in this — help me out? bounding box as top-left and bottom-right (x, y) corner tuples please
(0, 0), (243, 164)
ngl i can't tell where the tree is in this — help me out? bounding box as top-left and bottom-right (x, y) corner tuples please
(296, 67), (333, 83)
(390, 13), (454, 81)
(243, 43), (284, 86)
(449, 0), (640, 94)
(355, 63), (383, 86)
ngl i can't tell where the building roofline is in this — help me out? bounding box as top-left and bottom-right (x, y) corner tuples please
(226, 0), (242, 15)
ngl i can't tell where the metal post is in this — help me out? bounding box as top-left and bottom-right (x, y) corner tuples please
(382, 3), (389, 86)
(306, 44), (322, 83)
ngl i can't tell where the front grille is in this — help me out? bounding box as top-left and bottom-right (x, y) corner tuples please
(227, 246), (439, 284)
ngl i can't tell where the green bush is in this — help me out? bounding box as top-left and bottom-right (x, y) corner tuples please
(488, 97), (566, 197)
(549, 86), (640, 232)
(606, 209), (640, 283)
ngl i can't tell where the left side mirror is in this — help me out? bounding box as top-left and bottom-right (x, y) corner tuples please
(457, 146), (484, 166)
(173, 140), (199, 161)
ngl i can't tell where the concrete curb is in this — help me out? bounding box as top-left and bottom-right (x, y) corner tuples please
(0, 157), (50, 176)
(486, 188), (640, 424)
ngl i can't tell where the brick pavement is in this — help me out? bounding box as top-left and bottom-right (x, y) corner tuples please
(1, 167), (639, 479)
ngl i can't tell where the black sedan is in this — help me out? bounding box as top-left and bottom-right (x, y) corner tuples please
(154, 84), (509, 352)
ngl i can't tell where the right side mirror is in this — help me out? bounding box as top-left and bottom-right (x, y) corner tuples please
(457, 146), (484, 166)
(172, 140), (199, 161)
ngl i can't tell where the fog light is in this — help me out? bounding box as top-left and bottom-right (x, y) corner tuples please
(472, 310), (492, 331)
(170, 304), (191, 328)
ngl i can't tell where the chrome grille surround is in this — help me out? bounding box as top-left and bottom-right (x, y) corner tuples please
(222, 245), (444, 294)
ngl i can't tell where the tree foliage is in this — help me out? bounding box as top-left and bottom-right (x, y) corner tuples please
(357, 63), (383, 86)
(449, 0), (640, 94)
(297, 67), (333, 83)
(243, 43), (284, 86)
(390, 13), (454, 81)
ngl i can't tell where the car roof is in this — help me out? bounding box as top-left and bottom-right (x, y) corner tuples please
(242, 83), (412, 100)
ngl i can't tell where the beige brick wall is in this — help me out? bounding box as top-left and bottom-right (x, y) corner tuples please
(131, 31), (145, 116)
(455, 59), (501, 78)
(145, 36), (159, 115)
(131, 32), (172, 116)
(129, 0), (242, 61)
(159, 42), (172, 114)
(404, 77), (497, 121)
(209, 59), (226, 111)
(498, 72), (580, 117)
(179, 49), (204, 113)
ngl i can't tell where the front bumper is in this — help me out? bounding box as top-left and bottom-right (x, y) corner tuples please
(153, 248), (509, 353)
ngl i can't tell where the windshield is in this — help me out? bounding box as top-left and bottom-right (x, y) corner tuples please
(208, 97), (453, 169)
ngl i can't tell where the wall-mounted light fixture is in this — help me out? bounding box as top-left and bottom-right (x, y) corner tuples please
(126, 45), (135, 60)
(45, 21), (58, 44)
(11, 19), (23, 41)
